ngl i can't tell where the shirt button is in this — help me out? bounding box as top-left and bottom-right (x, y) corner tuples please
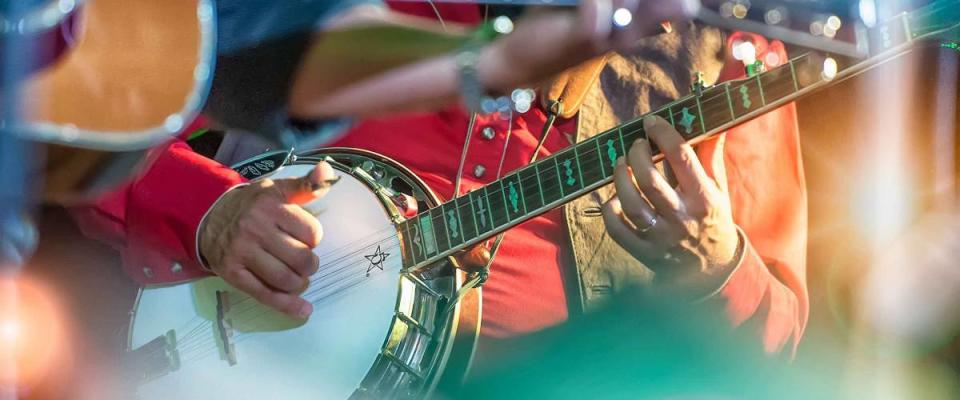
(171, 262), (183, 274)
(480, 127), (496, 140)
(142, 267), (154, 279)
(473, 165), (486, 178)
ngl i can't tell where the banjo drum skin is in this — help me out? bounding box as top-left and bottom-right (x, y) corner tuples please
(127, 148), (480, 399)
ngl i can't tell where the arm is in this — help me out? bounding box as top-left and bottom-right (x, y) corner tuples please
(601, 34), (807, 356)
(698, 105), (808, 356)
(288, 1), (700, 118)
(70, 140), (246, 284)
(707, 34), (807, 355)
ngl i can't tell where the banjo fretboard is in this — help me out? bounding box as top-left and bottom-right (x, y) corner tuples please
(397, 0), (959, 270)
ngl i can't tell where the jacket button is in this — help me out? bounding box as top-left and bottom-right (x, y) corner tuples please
(473, 165), (486, 178)
(171, 262), (183, 274)
(480, 127), (496, 140)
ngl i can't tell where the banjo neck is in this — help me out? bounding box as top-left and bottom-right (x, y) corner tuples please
(398, 0), (960, 271)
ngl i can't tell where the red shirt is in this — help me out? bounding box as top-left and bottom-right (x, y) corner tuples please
(330, 108), (579, 339)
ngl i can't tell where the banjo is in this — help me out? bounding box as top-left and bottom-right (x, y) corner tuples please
(125, 1), (959, 399)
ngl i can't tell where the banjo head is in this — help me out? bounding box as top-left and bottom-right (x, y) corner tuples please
(128, 149), (478, 399)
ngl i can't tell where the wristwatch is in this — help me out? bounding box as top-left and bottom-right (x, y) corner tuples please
(455, 44), (491, 114)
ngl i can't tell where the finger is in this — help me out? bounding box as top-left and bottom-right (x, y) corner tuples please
(275, 204), (324, 248)
(698, 133), (729, 194)
(612, 157), (660, 232)
(602, 197), (657, 258)
(643, 115), (712, 201)
(223, 267), (312, 319)
(248, 247), (309, 294)
(626, 137), (683, 217)
(274, 161), (338, 205)
(262, 228), (320, 277)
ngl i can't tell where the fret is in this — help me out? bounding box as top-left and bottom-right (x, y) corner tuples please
(788, 58), (800, 92)
(579, 136), (605, 185)
(662, 105), (675, 126)
(574, 145), (586, 186)
(429, 207), (451, 254)
(417, 212), (438, 257)
(654, 107), (674, 126)
(462, 192), (480, 239)
(729, 77), (763, 118)
(758, 64), (796, 104)
(555, 149), (584, 197)
(754, 74), (767, 106)
(401, 220), (416, 267)
(596, 128), (625, 178)
(470, 187), (494, 235)
(700, 85), (734, 132)
(792, 53), (823, 91)
(620, 118), (645, 145)
(724, 84), (736, 120)
(500, 173), (526, 221)
(539, 157), (563, 206)
(695, 96), (707, 135)
(518, 166), (544, 212)
(485, 180), (510, 228)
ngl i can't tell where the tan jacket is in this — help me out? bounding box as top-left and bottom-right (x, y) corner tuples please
(563, 23), (726, 312)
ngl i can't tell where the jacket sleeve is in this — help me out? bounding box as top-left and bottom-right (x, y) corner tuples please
(697, 32), (809, 356)
(70, 139), (246, 284)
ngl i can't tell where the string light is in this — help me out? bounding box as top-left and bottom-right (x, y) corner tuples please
(492, 16), (513, 34)
(859, 0), (878, 28)
(0, 320), (19, 343)
(612, 8), (633, 28)
(822, 57), (839, 81)
(732, 40), (757, 64)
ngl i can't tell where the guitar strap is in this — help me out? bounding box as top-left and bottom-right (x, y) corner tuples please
(539, 54), (611, 119)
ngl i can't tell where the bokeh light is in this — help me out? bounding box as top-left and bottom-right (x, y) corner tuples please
(0, 277), (69, 392)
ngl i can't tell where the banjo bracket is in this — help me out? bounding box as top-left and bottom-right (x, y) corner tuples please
(122, 329), (181, 385)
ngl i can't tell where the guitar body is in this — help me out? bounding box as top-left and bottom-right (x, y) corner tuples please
(127, 148), (480, 399)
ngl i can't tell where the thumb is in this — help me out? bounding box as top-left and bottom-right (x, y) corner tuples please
(274, 161), (339, 205)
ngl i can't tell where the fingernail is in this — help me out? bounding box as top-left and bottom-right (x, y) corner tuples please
(297, 302), (313, 319)
(634, 138), (649, 153)
(643, 115), (658, 130)
(310, 176), (341, 192)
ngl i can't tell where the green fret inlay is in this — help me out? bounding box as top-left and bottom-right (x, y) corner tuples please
(679, 107), (696, 134)
(562, 159), (576, 186)
(606, 139), (618, 168)
(507, 181), (520, 213)
(419, 216), (437, 255)
(739, 85), (752, 109)
(446, 209), (459, 238)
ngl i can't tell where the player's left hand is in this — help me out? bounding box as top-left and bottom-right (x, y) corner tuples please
(602, 115), (741, 297)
